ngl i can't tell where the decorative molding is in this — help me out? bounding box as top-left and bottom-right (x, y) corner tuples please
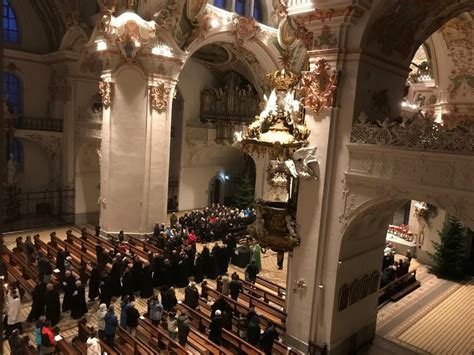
(301, 59), (339, 114)
(150, 82), (172, 112)
(351, 111), (474, 153)
(23, 134), (62, 160)
(99, 81), (113, 108)
(232, 17), (261, 46)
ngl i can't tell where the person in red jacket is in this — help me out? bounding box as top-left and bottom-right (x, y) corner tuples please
(40, 320), (56, 354)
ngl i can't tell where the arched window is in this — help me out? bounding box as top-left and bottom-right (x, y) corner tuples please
(3, 0), (19, 43)
(253, 0), (263, 22)
(235, 0), (245, 16)
(3, 73), (21, 114)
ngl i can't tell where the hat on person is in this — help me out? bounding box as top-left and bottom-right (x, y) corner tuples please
(215, 310), (222, 316)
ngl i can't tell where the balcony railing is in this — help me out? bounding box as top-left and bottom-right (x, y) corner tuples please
(14, 116), (63, 132)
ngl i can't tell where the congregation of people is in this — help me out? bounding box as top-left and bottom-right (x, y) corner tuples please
(2, 204), (283, 355)
(380, 244), (412, 287)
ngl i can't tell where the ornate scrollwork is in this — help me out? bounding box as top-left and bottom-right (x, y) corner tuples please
(150, 83), (171, 112)
(351, 111), (474, 153)
(247, 200), (300, 252)
(301, 59), (339, 114)
(232, 17), (261, 46)
(99, 81), (113, 108)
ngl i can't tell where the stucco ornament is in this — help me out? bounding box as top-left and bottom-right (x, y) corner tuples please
(301, 59), (339, 114)
(285, 146), (318, 179)
(247, 200), (300, 252)
(150, 82), (171, 112)
(99, 81), (113, 108)
(232, 17), (261, 46)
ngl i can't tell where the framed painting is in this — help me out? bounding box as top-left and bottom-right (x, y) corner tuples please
(350, 279), (361, 305)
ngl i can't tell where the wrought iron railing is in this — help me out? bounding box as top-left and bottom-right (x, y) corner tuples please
(14, 116), (63, 132)
(2, 189), (74, 232)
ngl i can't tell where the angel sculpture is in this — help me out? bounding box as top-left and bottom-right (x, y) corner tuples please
(285, 146), (318, 179)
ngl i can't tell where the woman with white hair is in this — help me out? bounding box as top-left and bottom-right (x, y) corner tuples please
(96, 303), (107, 340)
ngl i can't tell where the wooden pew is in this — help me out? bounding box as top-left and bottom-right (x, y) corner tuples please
(1, 252), (35, 295)
(55, 336), (78, 355)
(116, 326), (156, 355)
(240, 278), (286, 309)
(137, 317), (192, 355)
(177, 302), (264, 355)
(256, 276), (286, 298)
(204, 285), (286, 332)
(75, 320), (119, 355)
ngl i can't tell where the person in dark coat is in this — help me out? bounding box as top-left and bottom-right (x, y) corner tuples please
(121, 264), (134, 300)
(125, 302), (140, 336)
(201, 247), (212, 279)
(208, 250), (219, 280)
(184, 282), (199, 309)
(208, 310), (223, 345)
(200, 280), (209, 300)
(61, 271), (76, 313)
(44, 283), (60, 326)
(260, 323), (278, 355)
(175, 254), (189, 288)
(140, 261), (154, 298)
(245, 261), (259, 284)
(247, 314), (261, 346)
(193, 253), (204, 283)
(177, 311), (190, 346)
(131, 258), (143, 293)
(104, 306), (118, 347)
(152, 253), (164, 287)
(160, 259), (173, 287)
(27, 282), (46, 322)
(161, 287), (177, 312)
(99, 272), (113, 307)
(88, 264), (100, 301)
(229, 274), (243, 301)
(108, 258), (122, 298)
(211, 296), (229, 319)
(95, 243), (107, 270)
(70, 281), (88, 319)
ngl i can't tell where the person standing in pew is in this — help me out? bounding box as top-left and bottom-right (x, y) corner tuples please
(104, 306), (118, 347)
(110, 258), (123, 298)
(24, 235), (35, 267)
(211, 296), (229, 319)
(125, 301), (140, 336)
(34, 315), (46, 351)
(184, 282), (199, 309)
(86, 329), (101, 355)
(260, 322), (278, 355)
(140, 261), (154, 298)
(131, 257), (143, 293)
(120, 296), (132, 329)
(40, 320), (56, 354)
(245, 260), (260, 285)
(96, 304), (107, 340)
(229, 273), (243, 301)
(95, 226), (101, 238)
(64, 256), (73, 272)
(247, 314), (261, 347)
(37, 255), (52, 284)
(44, 283), (60, 326)
(208, 310), (223, 346)
(27, 282), (46, 323)
(177, 310), (190, 346)
(99, 272), (113, 308)
(162, 287), (178, 312)
(81, 227), (88, 241)
(121, 264), (134, 301)
(88, 263), (100, 302)
(148, 294), (163, 326)
(194, 252), (204, 283)
(70, 280), (88, 320)
(55, 249), (66, 273)
(167, 312), (178, 340)
(62, 271), (76, 313)
(221, 273), (230, 296)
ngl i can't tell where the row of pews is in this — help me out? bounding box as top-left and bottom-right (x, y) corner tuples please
(3, 226), (297, 354)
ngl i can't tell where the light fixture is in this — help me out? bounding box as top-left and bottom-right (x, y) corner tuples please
(96, 39), (107, 51)
(318, 284), (324, 289)
(225, 175), (230, 180)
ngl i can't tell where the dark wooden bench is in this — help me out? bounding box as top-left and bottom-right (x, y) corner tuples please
(256, 276), (286, 298)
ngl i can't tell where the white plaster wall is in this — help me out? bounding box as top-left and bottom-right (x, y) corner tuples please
(75, 142), (100, 223)
(16, 139), (50, 192)
(408, 200), (446, 266)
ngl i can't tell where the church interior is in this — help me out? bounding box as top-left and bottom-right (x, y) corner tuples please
(1, 0), (473, 354)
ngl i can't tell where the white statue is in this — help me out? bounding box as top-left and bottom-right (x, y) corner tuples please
(7, 153), (16, 185)
(285, 146), (318, 179)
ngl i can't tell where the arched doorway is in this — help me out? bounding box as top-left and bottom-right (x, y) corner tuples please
(209, 175), (224, 205)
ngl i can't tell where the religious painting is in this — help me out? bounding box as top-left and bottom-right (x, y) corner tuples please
(370, 271), (380, 294)
(278, 18), (297, 49)
(360, 274), (371, 299)
(349, 279), (361, 305)
(338, 284), (350, 311)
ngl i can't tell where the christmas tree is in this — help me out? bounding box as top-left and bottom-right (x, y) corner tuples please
(234, 172), (255, 209)
(430, 215), (466, 280)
